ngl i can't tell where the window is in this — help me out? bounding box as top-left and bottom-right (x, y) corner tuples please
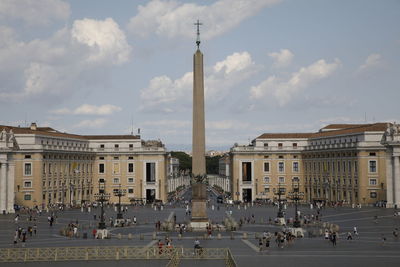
(99, 156), (105, 160)
(264, 188), (270, 193)
(348, 161), (352, 173)
(278, 143), (283, 149)
(113, 189), (119, 194)
(24, 163), (32, 176)
(263, 177), (270, 184)
(113, 162), (120, 174)
(369, 161), (377, 173)
(369, 152), (376, 156)
(128, 177), (135, 184)
(129, 144), (133, 150)
(99, 178), (105, 183)
(293, 143), (297, 148)
(128, 163), (134, 173)
(24, 155), (31, 159)
(241, 162), (252, 182)
(24, 181), (32, 188)
(24, 194), (31, 201)
(99, 163), (105, 174)
(128, 156), (134, 160)
(128, 188), (134, 194)
(354, 161), (358, 172)
(264, 143), (268, 148)
(278, 162), (284, 173)
(369, 178), (377, 186)
(114, 144), (119, 149)
(113, 178), (120, 184)
(263, 162), (270, 172)
(146, 162), (156, 182)
(293, 162), (299, 172)
(292, 177), (299, 183)
(370, 192), (377, 198)
(100, 144), (104, 149)
(279, 177), (285, 183)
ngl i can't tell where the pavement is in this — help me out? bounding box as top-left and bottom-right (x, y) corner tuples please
(1, 188), (400, 267)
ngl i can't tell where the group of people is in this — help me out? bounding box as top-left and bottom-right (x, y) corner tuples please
(13, 225), (37, 246)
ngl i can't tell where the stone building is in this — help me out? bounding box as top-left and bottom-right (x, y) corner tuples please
(0, 123), (168, 213)
(230, 123), (398, 206)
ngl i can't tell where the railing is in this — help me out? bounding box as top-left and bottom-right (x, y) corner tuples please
(0, 246), (237, 267)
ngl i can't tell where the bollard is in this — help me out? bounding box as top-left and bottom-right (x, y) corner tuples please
(118, 233), (122, 240)
(242, 232), (248, 239)
(140, 234), (144, 240)
(152, 232), (156, 240)
(128, 233), (132, 240)
(178, 234), (182, 240)
(230, 232), (234, 240)
(217, 233), (221, 240)
(203, 233), (208, 239)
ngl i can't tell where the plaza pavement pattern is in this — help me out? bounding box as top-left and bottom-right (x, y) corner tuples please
(1, 191), (400, 266)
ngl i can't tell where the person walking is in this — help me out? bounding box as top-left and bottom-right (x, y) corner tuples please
(353, 226), (358, 237)
(347, 232), (353, 241)
(258, 238), (263, 252)
(331, 232), (337, 246)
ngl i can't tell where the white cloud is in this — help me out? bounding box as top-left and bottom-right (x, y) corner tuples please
(0, 0), (70, 25)
(268, 49), (294, 67)
(0, 18), (132, 102)
(72, 18), (131, 64)
(127, 0), (280, 40)
(52, 104), (122, 115)
(358, 53), (382, 72)
(73, 118), (108, 129)
(140, 51), (258, 111)
(206, 120), (250, 130)
(250, 58), (341, 106)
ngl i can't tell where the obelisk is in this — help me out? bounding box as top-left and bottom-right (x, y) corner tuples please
(190, 20), (208, 229)
(192, 20), (206, 176)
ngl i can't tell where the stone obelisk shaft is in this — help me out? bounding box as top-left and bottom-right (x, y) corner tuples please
(192, 49), (206, 176)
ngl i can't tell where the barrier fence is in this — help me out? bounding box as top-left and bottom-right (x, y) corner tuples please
(0, 246), (237, 267)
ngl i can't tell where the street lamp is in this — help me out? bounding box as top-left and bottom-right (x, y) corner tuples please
(288, 179), (304, 228)
(273, 183), (285, 218)
(94, 180), (110, 229)
(114, 184), (126, 219)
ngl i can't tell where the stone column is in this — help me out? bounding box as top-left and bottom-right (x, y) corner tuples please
(7, 162), (15, 213)
(386, 154), (394, 207)
(192, 49), (206, 176)
(394, 156), (400, 207)
(0, 163), (7, 213)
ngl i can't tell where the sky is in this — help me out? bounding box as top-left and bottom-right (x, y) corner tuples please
(0, 0), (399, 151)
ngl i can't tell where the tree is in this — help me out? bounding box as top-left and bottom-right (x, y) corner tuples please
(170, 151), (192, 172)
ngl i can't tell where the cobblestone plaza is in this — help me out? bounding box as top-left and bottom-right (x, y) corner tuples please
(1, 189), (400, 267)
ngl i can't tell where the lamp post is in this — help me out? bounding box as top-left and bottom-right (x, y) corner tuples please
(273, 183), (285, 218)
(288, 179), (304, 228)
(94, 180), (110, 229)
(114, 184), (126, 219)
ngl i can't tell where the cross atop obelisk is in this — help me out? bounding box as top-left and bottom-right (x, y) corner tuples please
(194, 19), (202, 49)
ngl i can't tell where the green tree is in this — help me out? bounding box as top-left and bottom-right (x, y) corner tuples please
(170, 151), (192, 172)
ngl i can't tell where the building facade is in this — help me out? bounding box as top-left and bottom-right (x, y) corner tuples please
(230, 123), (399, 206)
(0, 123), (169, 213)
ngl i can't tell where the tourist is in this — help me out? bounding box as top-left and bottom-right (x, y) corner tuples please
(347, 232), (353, 240)
(353, 226), (358, 237)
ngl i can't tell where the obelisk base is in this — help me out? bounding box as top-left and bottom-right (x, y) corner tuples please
(190, 199), (209, 231)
